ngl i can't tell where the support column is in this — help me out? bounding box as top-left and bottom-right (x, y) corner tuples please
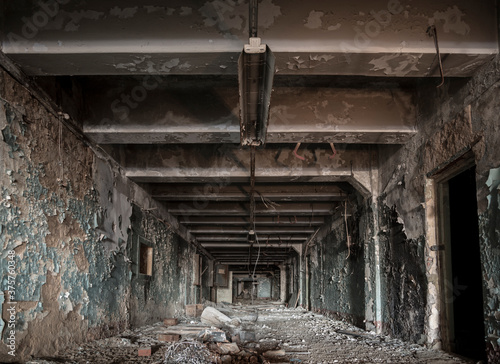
(279, 263), (286, 302)
(367, 146), (384, 334)
(298, 249), (305, 307)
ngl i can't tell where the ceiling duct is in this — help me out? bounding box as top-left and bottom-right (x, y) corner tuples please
(238, 0), (275, 147)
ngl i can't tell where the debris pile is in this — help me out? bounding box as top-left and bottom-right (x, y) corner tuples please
(163, 339), (218, 364)
(25, 302), (473, 364)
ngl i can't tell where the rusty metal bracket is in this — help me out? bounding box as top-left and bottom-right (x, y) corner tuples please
(329, 143), (337, 159)
(293, 142), (305, 161)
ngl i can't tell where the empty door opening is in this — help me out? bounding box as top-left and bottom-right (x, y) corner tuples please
(444, 165), (486, 360)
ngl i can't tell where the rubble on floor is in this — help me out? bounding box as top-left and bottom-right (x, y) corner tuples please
(164, 339), (218, 364)
(26, 303), (475, 364)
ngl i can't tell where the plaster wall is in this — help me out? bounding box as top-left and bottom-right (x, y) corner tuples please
(0, 68), (199, 361)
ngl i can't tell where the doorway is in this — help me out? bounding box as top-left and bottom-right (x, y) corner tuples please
(440, 165), (486, 360)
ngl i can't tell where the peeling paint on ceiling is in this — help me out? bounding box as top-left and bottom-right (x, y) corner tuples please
(109, 7), (139, 19)
(431, 6), (470, 35)
(305, 11), (324, 29)
(369, 53), (422, 76)
(304, 10), (341, 31)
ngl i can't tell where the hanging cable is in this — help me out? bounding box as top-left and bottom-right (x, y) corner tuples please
(250, 146), (256, 228)
(344, 200), (352, 260)
(249, 145), (259, 303)
(249, 0), (258, 38)
(427, 25), (445, 88)
(251, 228), (261, 305)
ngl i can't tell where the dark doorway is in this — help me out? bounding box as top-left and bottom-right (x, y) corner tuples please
(447, 166), (486, 360)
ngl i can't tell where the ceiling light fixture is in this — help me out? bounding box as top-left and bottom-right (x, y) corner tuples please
(238, 0), (275, 147)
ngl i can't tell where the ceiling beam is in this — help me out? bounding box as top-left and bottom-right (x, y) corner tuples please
(201, 243), (302, 251)
(82, 82), (416, 145)
(122, 143), (374, 195)
(189, 226), (317, 234)
(151, 183), (347, 202)
(167, 201), (336, 216)
(220, 261), (287, 266)
(2, 1), (496, 76)
(156, 192), (345, 202)
(196, 235), (309, 242)
(122, 144), (371, 181)
(179, 216), (325, 226)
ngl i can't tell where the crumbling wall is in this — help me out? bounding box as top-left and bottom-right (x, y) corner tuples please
(128, 205), (196, 327)
(378, 205), (426, 343)
(0, 67), (201, 362)
(378, 53), (500, 355)
(310, 200), (365, 328)
(0, 69), (129, 361)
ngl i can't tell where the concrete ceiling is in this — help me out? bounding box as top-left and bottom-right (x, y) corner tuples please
(1, 0), (497, 269)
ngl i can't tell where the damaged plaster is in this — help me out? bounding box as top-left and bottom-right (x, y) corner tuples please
(198, 0), (281, 34)
(430, 6), (470, 35)
(369, 53), (422, 76)
(304, 10), (341, 31)
(0, 66), (203, 362)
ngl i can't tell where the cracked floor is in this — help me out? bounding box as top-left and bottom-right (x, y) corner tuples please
(26, 305), (474, 364)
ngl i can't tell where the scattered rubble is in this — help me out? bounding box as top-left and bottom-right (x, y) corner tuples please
(26, 302), (475, 364)
(164, 339), (218, 364)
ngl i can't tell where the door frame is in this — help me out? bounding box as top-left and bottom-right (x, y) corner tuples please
(428, 151), (477, 352)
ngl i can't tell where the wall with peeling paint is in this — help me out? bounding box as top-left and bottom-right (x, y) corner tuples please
(378, 53), (500, 357)
(0, 68), (201, 361)
(309, 198), (366, 328)
(128, 205), (196, 327)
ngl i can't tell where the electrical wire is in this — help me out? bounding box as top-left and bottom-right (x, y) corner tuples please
(344, 200), (351, 260)
(427, 25), (445, 88)
(251, 224), (261, 305)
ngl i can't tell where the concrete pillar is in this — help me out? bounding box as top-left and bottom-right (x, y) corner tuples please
(424, 177), (443, 349)
(279, 264), (286, 302)
(368, 147), (384, 334)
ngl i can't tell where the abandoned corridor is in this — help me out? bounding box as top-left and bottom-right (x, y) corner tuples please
(0, 1), (500, 363)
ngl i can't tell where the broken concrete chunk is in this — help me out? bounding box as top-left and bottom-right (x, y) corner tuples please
(217, 342), (240, 355)
(201, 306), (231, 327)
(263, 349), (286, 357)
(229, 317), (242, 326)
(233, 329), (256, 343)
(197, 328), (228, 343)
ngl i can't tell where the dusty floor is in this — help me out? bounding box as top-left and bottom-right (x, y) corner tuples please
(26, 304), (475, 364)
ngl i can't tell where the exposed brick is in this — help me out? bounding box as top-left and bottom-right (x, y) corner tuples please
(163, 318), (178, 326)
(186, 304), (204, 317)
(138, 347), (152, 356)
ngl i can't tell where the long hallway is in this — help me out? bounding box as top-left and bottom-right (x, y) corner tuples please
(1, 1), (500, 363)
(30, 304), (472, 364)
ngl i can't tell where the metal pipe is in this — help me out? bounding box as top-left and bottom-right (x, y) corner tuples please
(249, 0), (258, 38)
